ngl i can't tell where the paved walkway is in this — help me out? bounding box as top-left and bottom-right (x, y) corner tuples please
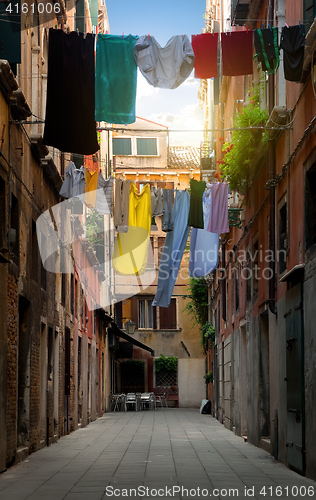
(0, 410), (314, 500)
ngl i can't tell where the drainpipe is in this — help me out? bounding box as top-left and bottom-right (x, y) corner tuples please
(268, 0), (277, 315)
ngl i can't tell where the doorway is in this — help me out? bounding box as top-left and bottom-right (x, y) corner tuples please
(285, 283), (305, 474)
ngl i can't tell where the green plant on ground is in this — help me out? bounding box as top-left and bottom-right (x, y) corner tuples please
(219, 83), (269, 194)
(155, 354), (178, 373)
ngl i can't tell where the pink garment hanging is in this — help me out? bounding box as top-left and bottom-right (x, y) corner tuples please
(221, 30), (253, 76)
(191, 33), (218, 79)
(207, 183), (229, 234)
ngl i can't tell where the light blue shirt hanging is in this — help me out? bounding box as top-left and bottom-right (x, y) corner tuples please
(153, 190), (190, 308)
(189, 191), (219, 278)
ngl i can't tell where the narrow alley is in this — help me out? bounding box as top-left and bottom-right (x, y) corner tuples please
(0, 410), (314, 500)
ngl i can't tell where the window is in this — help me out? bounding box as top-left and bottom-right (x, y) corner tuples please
(112, 137), (131, 155)
(40, 231), (46, 290)
(31, 220), (38, 281)
(235, 265), (239, 312)
(132, 296), (177, 330)
(246, 248), (251, 303)
(47, 327), (53, 381)
(279, 204), (287, 274)
(253, 239), (259, 296)
(10, 192), (19, 265)
(136, 138), (158, 156)
(0, 176), (5, 249)
(159, 298), (177, 329)
(138, 298), (154, 328)
(305, 163), (316, 251)
(71, 274), (74, 316)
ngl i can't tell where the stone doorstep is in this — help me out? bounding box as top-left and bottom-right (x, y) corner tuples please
(15, 446), (29, 465)
(259, 437), (271, 453)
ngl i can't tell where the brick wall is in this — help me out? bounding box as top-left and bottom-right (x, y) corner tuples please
(6, 274), (18, 465)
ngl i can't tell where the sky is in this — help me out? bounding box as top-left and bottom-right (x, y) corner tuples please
(105, 0), (207, 147)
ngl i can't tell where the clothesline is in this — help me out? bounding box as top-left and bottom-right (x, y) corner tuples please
(0, 13), (310, 24)
(41, 25), (304, 156)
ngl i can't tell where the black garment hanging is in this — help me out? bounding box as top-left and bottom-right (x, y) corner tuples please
(43, 29), (99, 155)
(187, 179), (206, 229)
(280, 25), (306, 82)
(254, 27), (279, 74)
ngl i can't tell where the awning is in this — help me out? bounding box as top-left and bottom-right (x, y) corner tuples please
(110, 322), (155, 357)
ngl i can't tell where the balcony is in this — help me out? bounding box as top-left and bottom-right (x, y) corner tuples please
(231, 0), (251, 26)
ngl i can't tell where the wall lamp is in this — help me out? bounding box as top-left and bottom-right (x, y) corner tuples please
(124, 319), (136, 335)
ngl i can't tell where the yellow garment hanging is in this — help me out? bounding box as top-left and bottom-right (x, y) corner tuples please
(112, 183), (151, 276)
(85, 169), (99, 207)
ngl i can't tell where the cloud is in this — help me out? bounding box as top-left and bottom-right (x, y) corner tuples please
(148, 103), (204, 146)
(183, 77), (199, 87)
(136, 70), (159, 99)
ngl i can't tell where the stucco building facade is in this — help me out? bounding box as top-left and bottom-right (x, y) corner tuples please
(200, 0), (316, 480)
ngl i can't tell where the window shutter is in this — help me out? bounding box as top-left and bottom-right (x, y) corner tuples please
(159, 299), (176, 329)
(112, 138), (132, 155)
(131, 296), (138, 329)
(153, 306), (157, 330)
(136, 138), (157, 155)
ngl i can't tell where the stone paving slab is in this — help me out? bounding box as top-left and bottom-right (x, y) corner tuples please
(0, 409), (315, 500)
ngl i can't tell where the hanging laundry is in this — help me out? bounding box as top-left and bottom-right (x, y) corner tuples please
(207, 182), (229, 234)
(85, 168), (99, 208)
(191, 33), (218, 79)
(112, 183), (151, 276)
(280, 25), (306, 82)
(221, 30), (253, 76)
(95, 34), (138, 124)
(95, 174), (113, 215)
(254, 27), (279, 74)
(162, 189), (174, 232)
(188, 178), (206, 229)
(189, 192), (219, 278)
(114, 179), (131, 233)
(59, 161), (85, 198)
(151, 186), (164, 216)
(153, 190), (190, 308)
(134, 35), (195, 89)
(43, 29), (99, 155)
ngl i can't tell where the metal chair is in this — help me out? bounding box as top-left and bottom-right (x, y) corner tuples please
(153, 390), (168, 408)
(110, 394), (122, 412)
(125, 393), (138, 411)
(141, 393), (155, 410)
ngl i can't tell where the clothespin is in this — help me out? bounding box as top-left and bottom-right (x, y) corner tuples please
(55, 24), (57, 29)
(122, 32), (124, 38)
(268, 24), (272, 31)
(77, 28), (79, 35)
(247, 25), (249, 33)
(299, 20), (301, 27)
(285, 23), (289, 28)
(262, 22), (264, 29)
(105, 30), (108, 34)
(147, 33), (150, 38)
